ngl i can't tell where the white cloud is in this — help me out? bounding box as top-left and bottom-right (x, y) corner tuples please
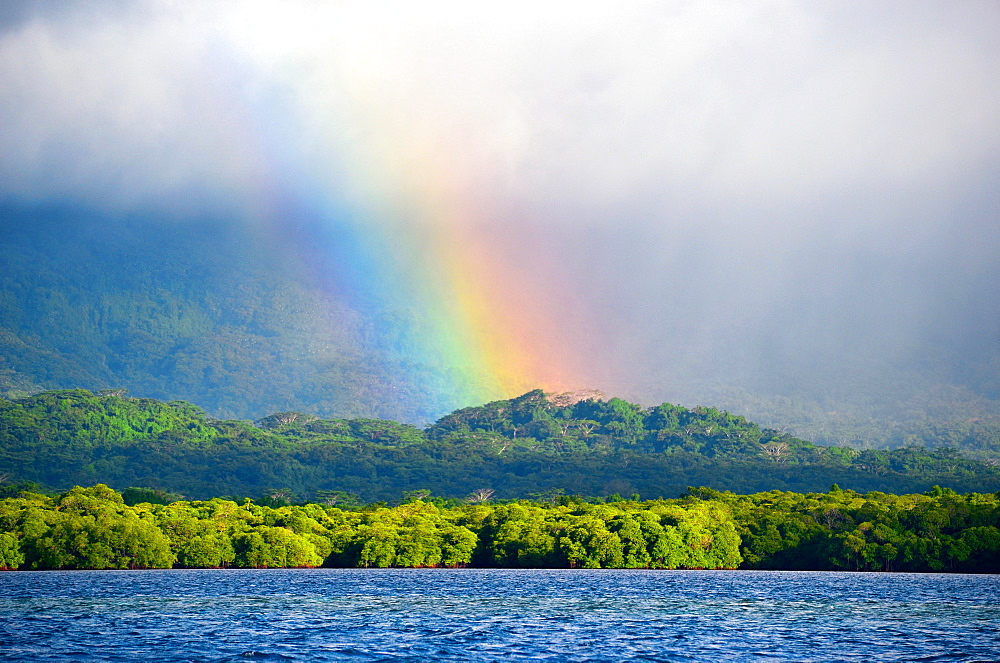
(2, 1), (997, 224)
(1, 0), (997, 413)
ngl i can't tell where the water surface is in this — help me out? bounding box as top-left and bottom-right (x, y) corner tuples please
(1, 569), (997, 661)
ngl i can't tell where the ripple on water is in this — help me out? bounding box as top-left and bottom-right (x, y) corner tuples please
(0, 569), (998, 662)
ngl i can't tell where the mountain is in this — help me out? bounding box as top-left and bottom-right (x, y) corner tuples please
(0, 206), (466, 423)
(2, 205), (999, 457)
(1, 389), (997, 502)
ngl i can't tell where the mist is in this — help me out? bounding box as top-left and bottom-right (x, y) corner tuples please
(1, 1), (998, 438)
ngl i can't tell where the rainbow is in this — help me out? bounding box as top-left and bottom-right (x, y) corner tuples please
(221, 45), (594, 412)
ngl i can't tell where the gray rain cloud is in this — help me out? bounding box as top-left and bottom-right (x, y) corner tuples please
(1, 0), (998, 436)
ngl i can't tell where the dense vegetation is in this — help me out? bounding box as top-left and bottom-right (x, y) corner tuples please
(0, 483), (995, 573)
(3, 206), (999, 455)
(0, 209), (464, 423)
(2, 389), (998, 503)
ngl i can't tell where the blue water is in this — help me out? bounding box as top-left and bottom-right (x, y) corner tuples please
(1, 569), (998, 662)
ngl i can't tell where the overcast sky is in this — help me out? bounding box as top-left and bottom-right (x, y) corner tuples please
(1, 0), (998, 416)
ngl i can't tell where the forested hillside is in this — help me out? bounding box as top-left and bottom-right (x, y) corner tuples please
(0, 483), (995, 573)
(2, 389), (997, 502)
(3, 207), (999, 456)
(0, 209), (460, 423)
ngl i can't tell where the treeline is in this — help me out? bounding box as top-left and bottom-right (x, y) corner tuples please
(1, 390), (998, 502)
(0, 484), (996, 573)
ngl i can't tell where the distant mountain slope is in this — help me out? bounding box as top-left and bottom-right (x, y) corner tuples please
(2, 206), (999, 456)
(0, 207), (461, 423)
(1, 389), (997, 501)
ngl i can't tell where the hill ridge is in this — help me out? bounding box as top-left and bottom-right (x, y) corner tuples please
(2, 388), (997, 502)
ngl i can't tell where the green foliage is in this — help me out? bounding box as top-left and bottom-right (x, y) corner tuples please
(702, 487), (1000, 573)
(176, 533), (236, 568)
(4, 485), (176, 569)
(3, 208), (999, 459)
(0, 531), (24, 569)
(2, 390), (999, 504)
(231, 527), (323, 568)
(122, 487), (183, 506)
(0, 484), (996, 572)
(0, 210), (464, 424)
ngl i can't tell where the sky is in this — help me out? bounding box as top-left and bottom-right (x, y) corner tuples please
(1, 1), (998, 426)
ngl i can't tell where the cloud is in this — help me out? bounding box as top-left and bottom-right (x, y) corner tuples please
(3, 2), (997, 220)
(1, 0), (997, 421)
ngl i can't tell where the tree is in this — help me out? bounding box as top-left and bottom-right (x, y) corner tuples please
(176, 533), (235, 568)
(467, 488), (495, 504)
(232, 526), (322, 568)
(0, 532), (24, 570)
(402, 489), (432, 503)
(761, 442), (790, 463)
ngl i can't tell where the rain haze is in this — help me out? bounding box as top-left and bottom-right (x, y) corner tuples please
(1, 1), (998, 441)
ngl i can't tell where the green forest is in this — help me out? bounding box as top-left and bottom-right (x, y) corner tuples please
(3, 208), (1000, 457)
(2, 389), (998, 503)
(2, 390), (998, 573)
(0, 483), (996, 573)
(0, 211), (475, 424)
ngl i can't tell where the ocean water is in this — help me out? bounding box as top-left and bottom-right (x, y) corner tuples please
(1, 569), (998, 662)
